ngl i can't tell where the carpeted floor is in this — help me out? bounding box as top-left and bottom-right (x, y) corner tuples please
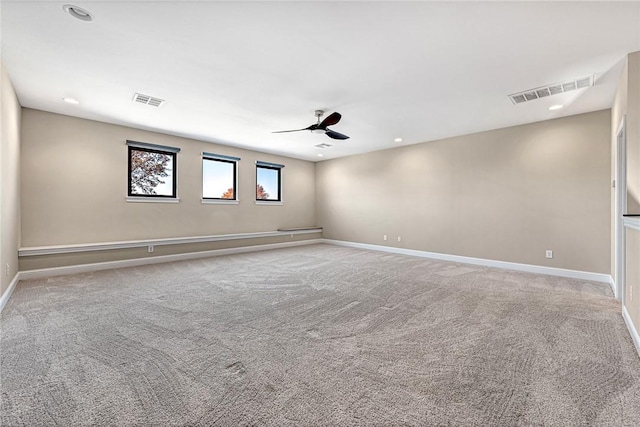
(1, 244), (639, 426)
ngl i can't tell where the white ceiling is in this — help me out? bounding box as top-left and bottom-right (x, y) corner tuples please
(2, 1), (639, 162)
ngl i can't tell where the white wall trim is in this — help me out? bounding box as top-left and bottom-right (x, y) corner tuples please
(19, 239), (322, 281)
(623, 305), (640, 357)
(321, 239), (613, 284)
(624, 216), (640, 231)
(19, 229), (323, 257)
(0, 272), (21, 313)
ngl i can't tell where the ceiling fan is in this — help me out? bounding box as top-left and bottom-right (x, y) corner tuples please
(273, 110), (350, 140)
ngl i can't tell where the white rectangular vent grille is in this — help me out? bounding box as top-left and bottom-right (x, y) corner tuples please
(509, 75), (593, 105)
(315, 143), (332, 149)
(133, 93), (165, 107)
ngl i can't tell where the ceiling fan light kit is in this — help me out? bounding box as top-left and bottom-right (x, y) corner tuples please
(273, 110), (350, 140)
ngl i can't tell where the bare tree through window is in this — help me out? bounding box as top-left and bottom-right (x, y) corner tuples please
(128, 146), (176, 197)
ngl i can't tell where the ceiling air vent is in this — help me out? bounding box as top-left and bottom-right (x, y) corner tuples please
(508, 75), (594, 105)
(315, 143), (332, 149)
(133, 93), (165, 107)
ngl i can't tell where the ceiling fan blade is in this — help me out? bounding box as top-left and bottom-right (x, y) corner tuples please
(325, 129), (350, 140)
(272, 125), (313, 134)
(272, 129), (305, 134)
(318, 112), (342, 129)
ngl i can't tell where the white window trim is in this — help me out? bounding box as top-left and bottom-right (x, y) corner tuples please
(255, 200), (283, 206)
(126, 197), (180, 203)
(202, 199), (239, 205)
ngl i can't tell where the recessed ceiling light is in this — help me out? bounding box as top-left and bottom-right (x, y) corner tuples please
(394, 137), (403, 143)
(63, 97), (80, 104)
(63, 4), (94, 22)
(317, 154), (324, 157)
(549, 104), (564, 111)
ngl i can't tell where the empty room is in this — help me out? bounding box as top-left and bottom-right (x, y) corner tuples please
(2, 1), (640, 425)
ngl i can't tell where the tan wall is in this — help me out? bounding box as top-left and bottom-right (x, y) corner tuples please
(0, 61), (21, 296)
(20, 109), (316, 248)
(317, 110), (611, 274)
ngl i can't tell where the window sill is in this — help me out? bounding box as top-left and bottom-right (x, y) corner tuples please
(126, 197), (180, 204)
(256, 200), (283, 206)
(202, 199), (239, 205)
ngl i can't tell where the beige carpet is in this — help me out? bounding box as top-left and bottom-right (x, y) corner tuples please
(1, 244), (639, 425)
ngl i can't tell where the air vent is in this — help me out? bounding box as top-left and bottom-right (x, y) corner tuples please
(509, 75), (594, 105)
(315, 143), (332, 149)
(133, 93), (165, 107)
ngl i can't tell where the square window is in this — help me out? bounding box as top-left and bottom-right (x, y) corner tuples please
(128, 145), (177, 198)
(256, 165), (281, 202)
(203, 158), (237, 200)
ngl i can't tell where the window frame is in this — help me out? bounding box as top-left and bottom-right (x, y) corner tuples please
(126, 140), (180, 201)
(202, 152), (240, 204)
(256, 161), (284, 204)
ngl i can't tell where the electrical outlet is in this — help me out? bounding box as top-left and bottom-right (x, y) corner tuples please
(5, 264), (9, 276)
(148, 245), (154, 253)
(383, 235), (387, 241)
(545, 250), (553, 259)
(397, 236), (402, 242)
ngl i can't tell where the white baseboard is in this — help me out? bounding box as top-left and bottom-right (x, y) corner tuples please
(0, 272), (21, 313)
(609, 277), (617, 297)
(623, 305), (640, 357)
(18, 239), (321, 281)
(321, 239), (613, 285)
